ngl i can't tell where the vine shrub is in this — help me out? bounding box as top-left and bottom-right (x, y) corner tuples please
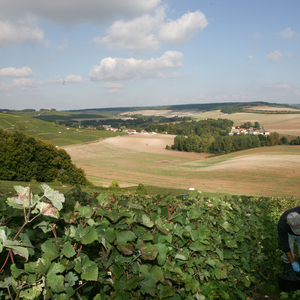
(0, 185), (294, 299)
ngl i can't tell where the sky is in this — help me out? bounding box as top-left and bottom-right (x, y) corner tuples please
(0, 0), (300, 111)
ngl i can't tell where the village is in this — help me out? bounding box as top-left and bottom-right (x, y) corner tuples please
(84, 123), (271, 137)
(229, 125), (270, 136)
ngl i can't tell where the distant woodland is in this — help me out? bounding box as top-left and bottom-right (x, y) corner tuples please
(167, 119), (300, 154)
(0, 129), (90, 185)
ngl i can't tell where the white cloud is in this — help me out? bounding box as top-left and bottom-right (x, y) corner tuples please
(246, 55), (254, 60)
(262, 82), (290, 90)
(286, 52), (293, 59)
(89, 51), (183, 81)
(65, 74), (83, 83)
(12, 78), (37, 87)
(0, 81), (11, 91)
(277, 27), (296, 39)
(197, 92), (205, 98)
(104, 82), (124, 89)
(170, 72), (183, 78)
(232, 92), (252, 101)
(0, 0), (161, 26)
(0, 20), (45, 46)
(98, 6), (164, 50)
(98, 8), (208, 50)
(157, 11), (208, 45)
(0, 66), (33, 77)
(267, 50), (282, 61)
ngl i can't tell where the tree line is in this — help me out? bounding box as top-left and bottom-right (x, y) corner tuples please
(169, 119), (300, 154)
(0, 129), (90, 185)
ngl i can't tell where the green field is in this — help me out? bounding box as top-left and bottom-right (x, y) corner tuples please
(10, 110), (120, 120)
(0, 112), (126, 146)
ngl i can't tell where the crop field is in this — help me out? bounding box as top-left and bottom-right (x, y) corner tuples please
(191, 110), (300, 136)
(63, 134), (300, 198)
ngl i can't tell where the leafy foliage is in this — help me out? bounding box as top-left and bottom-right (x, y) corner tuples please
(0, 185), (296, 299)
(0, 130), (90, 185)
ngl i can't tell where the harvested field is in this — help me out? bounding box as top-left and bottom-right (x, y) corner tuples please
(120, 109), (202, 118)
(244, 105), (300, 112)
(264, 119), (300, 137)
(64, 134), (300, 198)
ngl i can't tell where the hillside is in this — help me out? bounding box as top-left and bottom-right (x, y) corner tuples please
(0, 112), (125, 146)
(64, 134), (300, 198)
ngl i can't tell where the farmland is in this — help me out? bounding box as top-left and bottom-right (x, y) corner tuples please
(0, 112), (125, 146)
(63, 134), (300, 198)
(2, 105), (300, 197)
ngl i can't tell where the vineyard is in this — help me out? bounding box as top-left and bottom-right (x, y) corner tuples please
(0, 184), (298, 299)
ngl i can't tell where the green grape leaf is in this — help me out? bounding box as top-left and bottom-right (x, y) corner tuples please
(141, 244), (159, 260)
(61, 242), (76, 258)
(140, 277), (156, 297)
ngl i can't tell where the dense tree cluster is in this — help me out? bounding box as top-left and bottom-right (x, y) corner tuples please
(0, 129), (90, 185)
(170, 119), (286, 154)
(146, 118), (233, 136)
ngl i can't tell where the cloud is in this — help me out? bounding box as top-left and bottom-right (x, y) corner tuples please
(65, 74), (83, 83)
(170, 72), (183, 78)
(157, 11), (208, 45)
(108, 89), (122, 94)
(98, 7), (164, 50)
(12, 78), (37, 87)
(0, 0), (161, 26)
(0, 66), (33, 77)
(267, 50), (282, 61)
(286, 52), (293, 59)
(277, 27), (296, 39)
(0, 81), (11, 91)
(232, 92), (252, 101)
(4, 74), (82, 91)
(246, 55), (253, 60)
(215, 95), (228, 100)
(89, 51), (183, 81)
(0, 20), (45, 46)
(262, 82), (290, 90)
(294, 89), (300, 97)
(104, 82), (124, 89)
(98, 8), (208, 50)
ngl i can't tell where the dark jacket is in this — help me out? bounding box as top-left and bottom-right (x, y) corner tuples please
(278, 207), (300, 253)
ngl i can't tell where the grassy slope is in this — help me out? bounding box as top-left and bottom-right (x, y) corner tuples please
(10, 110), (120, 120)
(0, 112), (126, 146)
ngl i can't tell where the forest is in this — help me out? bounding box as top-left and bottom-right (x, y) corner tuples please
(0, 129), (90, 185)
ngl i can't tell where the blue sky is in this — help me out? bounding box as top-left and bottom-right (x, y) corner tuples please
(0, 0), (299, 110)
